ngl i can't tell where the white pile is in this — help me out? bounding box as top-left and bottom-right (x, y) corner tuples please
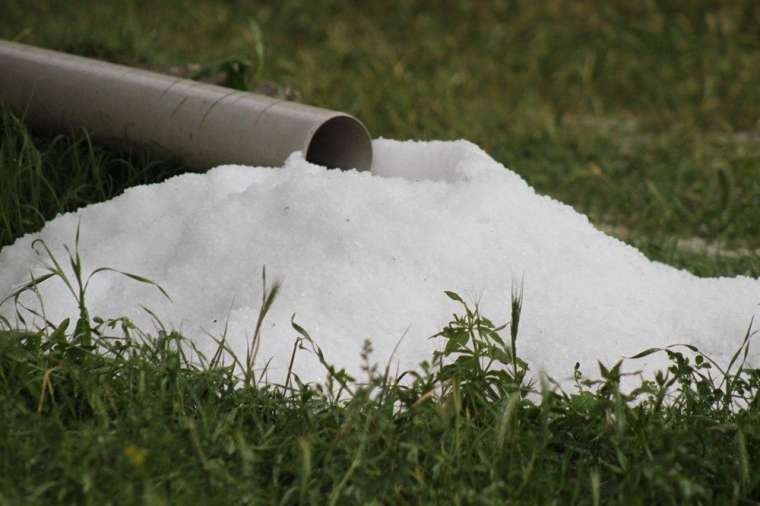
(1, 139), (758, 388)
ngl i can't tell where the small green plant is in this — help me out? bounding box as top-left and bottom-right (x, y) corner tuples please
(1, 223), (170, 349)
(426, 289), (530, 414)
(621, 317), (760, 415)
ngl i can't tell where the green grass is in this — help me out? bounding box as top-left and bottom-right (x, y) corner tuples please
(1, 243), (760, 504)
(0, 110), (185, 248)
(1, 1), (760, 503)
(1, 0), (759, 261)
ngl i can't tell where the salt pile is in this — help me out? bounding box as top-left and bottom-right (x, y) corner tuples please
(1, 139), (758, 388)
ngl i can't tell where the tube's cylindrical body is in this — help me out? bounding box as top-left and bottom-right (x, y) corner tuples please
(0, 40), (372, 171)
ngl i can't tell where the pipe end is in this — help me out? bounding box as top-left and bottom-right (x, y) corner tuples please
(306, 115), (372, 172)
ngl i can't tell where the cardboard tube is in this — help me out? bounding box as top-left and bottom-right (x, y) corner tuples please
(0, 40), (372, 171)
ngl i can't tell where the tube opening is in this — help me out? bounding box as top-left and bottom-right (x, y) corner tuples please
(306, 115), (372, 171)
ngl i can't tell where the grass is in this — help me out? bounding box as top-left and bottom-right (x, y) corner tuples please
(1, 1), (759, 263)
(1, 241), (760, 504)
(0, 110), (185, 248)
(1, 1), (760, 503)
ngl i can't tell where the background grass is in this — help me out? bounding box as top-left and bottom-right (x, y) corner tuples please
(1, 0), (759, 273)
(1, 1), (760, 504)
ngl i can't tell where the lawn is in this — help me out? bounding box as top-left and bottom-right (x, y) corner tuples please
(1, 1), (760, 504)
